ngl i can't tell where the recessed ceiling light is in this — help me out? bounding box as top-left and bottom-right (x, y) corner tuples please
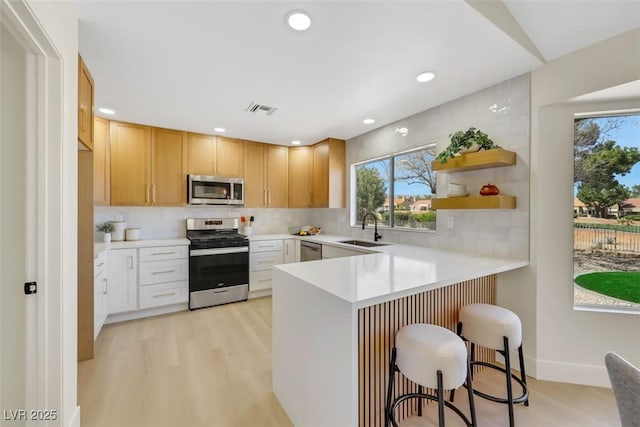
(214, 127), (226, 133)
(416, 72), (436, 83)
(363, 118), (375, 125)
(286, 10), (311, 31)
(291, 140), (301, 145)
(98, 108), (115, 115)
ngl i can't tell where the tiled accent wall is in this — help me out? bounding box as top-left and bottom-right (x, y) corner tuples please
(343, 74), (530, 259)
(94, 206), (315, 241)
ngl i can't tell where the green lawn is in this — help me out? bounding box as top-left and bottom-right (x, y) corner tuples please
(574, 272), (640, 304)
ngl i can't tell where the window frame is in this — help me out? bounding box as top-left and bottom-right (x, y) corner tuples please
(350, 143), (438, 232)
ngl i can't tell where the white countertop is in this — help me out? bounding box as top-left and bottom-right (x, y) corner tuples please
(94, 238), (190, 257)
(274, 234), (528, 308)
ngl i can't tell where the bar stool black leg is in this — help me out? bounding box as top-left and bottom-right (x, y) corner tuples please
(418, 385), (423, 416)
(437, 370), (445, 427)
(385, 348), (397, 427)
(503, 336), (515, 427)
(518, 344), (529, 406)
(465, 357), (477, 427)
(469, 342), (476, 380)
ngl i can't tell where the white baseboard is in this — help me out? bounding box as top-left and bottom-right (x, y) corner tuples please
(534, 358), (611, 388)
(105, 303), (188, 324)
(68, 405), (80, 427)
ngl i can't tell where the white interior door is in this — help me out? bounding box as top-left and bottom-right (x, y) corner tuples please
(0, 21), (29, 424)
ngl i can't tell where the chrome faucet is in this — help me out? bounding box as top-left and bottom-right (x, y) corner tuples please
(362, 211), (382, 242)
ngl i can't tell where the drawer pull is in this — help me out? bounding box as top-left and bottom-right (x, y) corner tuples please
(96, 262), (105, 267)
(153, 292), (176, 298)
(152, 251), (176, 256)
(152, 270), (176, 275)
(258, 279), (270, 283)
(258, 260), (274, 264)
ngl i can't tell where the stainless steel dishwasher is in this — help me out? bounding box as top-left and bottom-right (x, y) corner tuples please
(300, 240), (322, 261)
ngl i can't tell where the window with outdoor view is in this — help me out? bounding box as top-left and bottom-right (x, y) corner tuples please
(353, 144), (437, 230)
(573, 113), (640, 310)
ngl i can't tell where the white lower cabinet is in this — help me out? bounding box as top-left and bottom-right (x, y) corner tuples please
(105, 243), (188, 323)
(94, 250), (109, 338)
(107, 248), (138, 314)
(249, 238), (298, 295)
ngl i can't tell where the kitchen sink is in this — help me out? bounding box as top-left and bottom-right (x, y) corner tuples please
(338, 239), (390, 248)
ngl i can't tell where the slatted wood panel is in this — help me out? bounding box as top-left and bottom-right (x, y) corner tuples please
(358, 275), (496, 427)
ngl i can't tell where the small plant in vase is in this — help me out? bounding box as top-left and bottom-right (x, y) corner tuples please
(96, 222), (114, 242)
(436, 127), (500, 164)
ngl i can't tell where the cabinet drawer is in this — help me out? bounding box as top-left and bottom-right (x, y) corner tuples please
(250, 270), (272, 292)
(139, 281), (188, 309)
(139, 245), (188, 262)
(139, 259), (188, 285)
(250, 250), (284, 272)
(94, 250), (108, 277)
(250, 240), (283, 253)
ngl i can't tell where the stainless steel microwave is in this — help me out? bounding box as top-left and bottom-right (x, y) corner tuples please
(188, 175), (244, 206)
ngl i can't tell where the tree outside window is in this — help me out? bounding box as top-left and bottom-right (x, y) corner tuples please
(353, 144), (437, 230)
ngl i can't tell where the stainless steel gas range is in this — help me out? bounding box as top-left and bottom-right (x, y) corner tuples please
(186, 218), (249, 310)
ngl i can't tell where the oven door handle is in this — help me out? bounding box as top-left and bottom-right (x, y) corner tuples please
(190, 247), (249, 256)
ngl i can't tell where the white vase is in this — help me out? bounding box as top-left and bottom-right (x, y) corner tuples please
(458, 141), (480, 154)
(103, 232), (112, 243)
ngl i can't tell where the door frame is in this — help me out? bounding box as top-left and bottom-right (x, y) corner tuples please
(1, 0), (66, 421)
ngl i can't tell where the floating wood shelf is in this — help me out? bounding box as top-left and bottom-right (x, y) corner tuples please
(432, 148), (516, 173)
(432, 195), (516, 210)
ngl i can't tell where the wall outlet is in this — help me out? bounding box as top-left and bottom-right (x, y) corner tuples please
(446, 217), (454, 229)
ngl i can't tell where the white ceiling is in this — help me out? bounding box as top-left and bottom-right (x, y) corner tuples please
(76, 1), (640, 146)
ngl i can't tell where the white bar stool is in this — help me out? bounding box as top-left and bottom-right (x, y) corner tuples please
(385, 324), (477, 427)
(455, 303), (529, 427)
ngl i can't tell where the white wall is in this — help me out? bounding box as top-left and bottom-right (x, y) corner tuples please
(343, 73), (530, 259)
(25, 1), (79, 425)
(521, 28), (640, 386)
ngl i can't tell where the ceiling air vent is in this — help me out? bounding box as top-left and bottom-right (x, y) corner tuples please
(246, 102), (278, 116)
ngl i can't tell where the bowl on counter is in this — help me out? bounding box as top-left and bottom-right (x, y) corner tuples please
(288, 226), (321, 236)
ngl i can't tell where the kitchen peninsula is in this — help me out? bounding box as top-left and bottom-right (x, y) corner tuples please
(272, 236), (527, 427)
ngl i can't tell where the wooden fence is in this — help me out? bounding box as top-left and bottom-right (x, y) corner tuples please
(574, 223), (640, 253)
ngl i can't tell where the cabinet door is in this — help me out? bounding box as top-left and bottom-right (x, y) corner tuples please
(110, 121), (152, 205)
(216, 136), (244, 178)
(284, 239), (297, 263)
(288, 147), (313, 208)
(78, 55), (94, 150)
(186, 132), (215, 176)
(94, 269), (107, 339)
(243, 141), (266, 208)
(152, 127), (187, 205)
(266, 145), (289, 208)
(312, 141), (329, 207)
(93, 116), (110, 205)
(107, 249), (138, 314)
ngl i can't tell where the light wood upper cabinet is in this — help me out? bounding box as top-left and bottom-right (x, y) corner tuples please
(110, 121), (152, 205)
(186, 134), (244, 178)
(186, 132), (215, 176)
(243, 141), (266, 208)
(152, 127), (187, 206)
(93, 117), (110, 205)
(216, 136), (244, 178)
(243, 141), (288, 208)
(312, 138), (345, 208)
(78, 55), (94, 150)
(266, 145), (289, 208)
(288, 146), (313, 208)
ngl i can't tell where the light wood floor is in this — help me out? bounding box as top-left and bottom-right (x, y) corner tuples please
(79, 297), (618, 427)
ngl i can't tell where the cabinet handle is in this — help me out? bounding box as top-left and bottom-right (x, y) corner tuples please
(153, 292), (176, 298)
(152, 251), (176, 256)
(268, 191), (271, 206)
(152, 185), (156, 203)
(258, 279), (270, 283)
(263, 190), (267, 206)
(103, 278), (108, 295)
(258, 259), (274, 264)
(285, 244), (289, 256)
(152, 270), (176, 275)
(128, 256), (134, 269)
(145, 185), (150, 203)
(97, 262), (104, 267)
(80, 108), (86, 132)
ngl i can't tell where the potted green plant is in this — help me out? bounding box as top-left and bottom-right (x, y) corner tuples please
(436, 127), (500, 164)
(96, 221), (114, 242)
